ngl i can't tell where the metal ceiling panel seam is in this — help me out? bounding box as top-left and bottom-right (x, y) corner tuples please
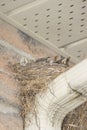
(0, 0), (37, 13)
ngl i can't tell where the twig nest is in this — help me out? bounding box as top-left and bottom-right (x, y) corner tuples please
(20, 57), (28, 66)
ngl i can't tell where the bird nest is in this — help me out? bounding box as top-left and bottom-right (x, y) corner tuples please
(62, 101), (87, 130)
(8, 56), (71, 127)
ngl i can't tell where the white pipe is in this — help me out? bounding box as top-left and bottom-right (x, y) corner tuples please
(25, 59), (87, 130)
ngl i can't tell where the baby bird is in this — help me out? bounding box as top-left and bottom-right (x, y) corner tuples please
(20, 57), (28, 67)
(47, 55), (61, 65)
(49, 55), (71, 66)
(61, 56), (71, 66)
(35, 57), (50, 63)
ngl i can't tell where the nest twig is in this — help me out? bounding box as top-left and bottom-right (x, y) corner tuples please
(62, 101), (87, 130)
(8, 58), (71, 129)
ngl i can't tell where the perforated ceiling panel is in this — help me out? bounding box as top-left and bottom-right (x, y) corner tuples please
(65, 39), (87, 60)
(0, 0), (87, 63)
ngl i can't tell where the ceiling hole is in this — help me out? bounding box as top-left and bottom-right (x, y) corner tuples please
(70, 4), (74, 7)
(13, 0), (16, 1)
(35, 19), (38, 22)
(69, 17), (73, 20)
(77, 55), (80, 58)
(69, 11), (74, 13)
(57, 28), (61, 30)
(81, 12), (85, 15)
(58, 10), (62, 12)
(46, 15), (50, 17)
(58, 16), (61, 19)
(35, 25), (38, 28)
(23, 24), (27, 26)
(57, 34), (60, 36)
(46, 26), (50, 29)
(81, 18), (85, 21)
(46, 21), (50, 23)
(35, 13), (39, 16)
(23, 17), (27, 21)
(80, 24), (84, 27)
(68, 35), (72, 37)
(45, 38), (49, 40)
(46, 9), (50, 11)
(80, 30), (84, 32)
(1, 3), (5, 6)
(57, 22), (61, 24)
(78, 50), (81, 53)
(57, 39), (60, 41)
(46, 32), (49, 34)
(82, 0), (86, 2)
(69, 29), (72, 31)
(69, 23), (72, 26)
(35, 31), (38, 33)
(82, 6), (86, 8)
(58, 3), (62, 6)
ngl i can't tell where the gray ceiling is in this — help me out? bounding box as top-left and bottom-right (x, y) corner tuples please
(0, 0), (87, 63)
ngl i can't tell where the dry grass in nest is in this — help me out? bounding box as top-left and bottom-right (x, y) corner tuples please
(8, 59), (71, 127)
(62, 101), (87, 130)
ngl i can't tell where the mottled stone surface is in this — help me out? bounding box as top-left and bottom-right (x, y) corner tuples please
(0, 44), (23, 130)
(0, 113), (23, 130)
